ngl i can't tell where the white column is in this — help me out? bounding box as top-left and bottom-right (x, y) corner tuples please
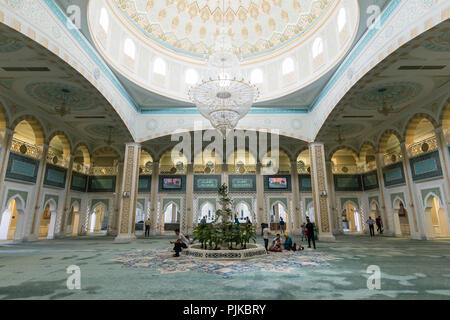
(150, 160), (160, 235)
(400, 142), (424, 239)
(26, 144), (49, 242)
(290, 160), (301, 235)
(185, 163), (194, 234)
(0, 128), (14, 198)
(256, 162), (265, 233)
(309, 143), (335, 241)
(115, 143), (141, 243)
(375, 153), (394, 235)
(109, 161), (124, 236)
(56, 155), (74, 238)
(325, 160), (340, 234)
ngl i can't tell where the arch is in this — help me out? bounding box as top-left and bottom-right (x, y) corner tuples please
(124, 38), (136, 59)
(160, 148), (188, 174)
(328, 145), (359, 162)
(73, 143), (91, 169)
(11, 115), (45, 146)
(404, 113), (438, 145)
(251, 68), (263, 84)
(282, 57), (295, 75)
(378, 129), (403, 154)
(161, 201), (180, 231)
(67, 201), (81, 236)
(199, 201), (216, 223)
(359, 141), (377, 171)
(48, 131), (72, 166)
(341, 201), (362, 233)
(89, 202), (107, 234)
(39, 199), (57, 239)
(92, 145), (121, 167)
(0, 195), (25, 241)
(153, 57), (167, 76)
(312, 37), (324, 58)
(270, 200), (289, 232)
(337, 7), (347, 32)
(261, 148), (291, 174)
(234, 201), (253, 223)
(99, 7), (109, 32)
(424, 194), (449, 238)
(393, 198), (411, 237)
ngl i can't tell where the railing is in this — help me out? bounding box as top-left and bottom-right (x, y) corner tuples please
(73, 163), (90, 175)
(10, 138), (42, 159)
(193, 164), (222, 174)
(89, 166), (118, 176)
(159, 165), (187, 174)
(228, 165), (257, 174)
(383, 151), (403, 166)
(406, 136), (438, 158)
(47, 149), (70, 168)
(331, 164), (360, 174)
(139, 165), (152, 175)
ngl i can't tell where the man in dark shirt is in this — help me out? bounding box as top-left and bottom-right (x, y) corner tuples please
(376, 216), (383, 234)
(306, 217), (316, 249)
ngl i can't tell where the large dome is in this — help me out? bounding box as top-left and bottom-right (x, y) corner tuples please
(114, 0), (333, 58)
(88, 0), (360, 103)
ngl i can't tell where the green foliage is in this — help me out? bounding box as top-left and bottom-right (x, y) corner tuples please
(193, 183), (257, 250)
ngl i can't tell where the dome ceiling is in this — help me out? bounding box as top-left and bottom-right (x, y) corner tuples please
(115, 0), (334, 58)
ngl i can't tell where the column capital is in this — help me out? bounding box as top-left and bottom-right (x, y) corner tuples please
(309, 142), (325, 148)
(434, 126), (444, 134)
(125, 142), (141, 148)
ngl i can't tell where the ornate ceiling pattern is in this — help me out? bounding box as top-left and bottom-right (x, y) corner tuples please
(0, 22), (133, 151)
(316, 20), (450, 154)
(115, 0), (333, 57)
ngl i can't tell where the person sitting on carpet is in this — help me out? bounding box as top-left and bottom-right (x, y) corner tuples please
(170, 229), (189, 257)
(269, 234), (282, 252)
(284, 234), (294, 251)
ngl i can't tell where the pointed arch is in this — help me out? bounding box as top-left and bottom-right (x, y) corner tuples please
(378, 129), (403, 154)
(404, 113), (438, 145)
(11, 115), (46, 146)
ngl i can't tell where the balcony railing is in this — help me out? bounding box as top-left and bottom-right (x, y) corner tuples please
(47, 149), (70, 168)
(89, 166), (118, 176)
(331, 164), (360, 175)
(193, 164), (222, 174)
(139, 165), (153, 175)
(383, 151), (403, 166)
(10, 138), (42, 159)
(406, 136), (438, 158)
(159, 165), (187, 174)
(228, 165), (256, 174)
(73, 163), (90, 175)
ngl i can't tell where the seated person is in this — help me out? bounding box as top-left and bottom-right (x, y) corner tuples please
(284, 234), (294, 251)
(170, 229), (189, 257)
(269, 234), (282, 252)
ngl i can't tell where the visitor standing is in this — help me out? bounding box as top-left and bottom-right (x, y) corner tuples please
(279, 217), (286, 233)
(301, 222), (306, 241)
(144, 218), (151, 237)
(376, 216), (383, 234)
(306, 217), (316, 249)
(262, 223), (270, 251)
(200, 216), (207, 224)
(170, 229), (189, 257)
(366, 217), (376, 237)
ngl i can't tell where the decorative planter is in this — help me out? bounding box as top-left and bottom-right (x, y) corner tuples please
(184, 244), (267, 260)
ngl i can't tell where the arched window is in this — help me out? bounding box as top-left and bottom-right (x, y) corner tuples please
(337, 8), (347, 32)
(251, 68), (263, 84)
(153, 57), (167, 76)
(185, 68), (198, 85)
(99, 7), (109, 32)
(312, 37), (323, 59)
(124, 38), (136, 59)
(282, 57), (295, 75)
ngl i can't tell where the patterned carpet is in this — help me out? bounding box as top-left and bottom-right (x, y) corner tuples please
(113, 249), (341, 278)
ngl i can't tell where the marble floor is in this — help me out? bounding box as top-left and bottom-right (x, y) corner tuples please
(0, 234), (449, 300)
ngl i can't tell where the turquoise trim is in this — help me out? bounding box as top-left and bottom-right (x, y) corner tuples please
(310, 0), (401, 112)
(141, 108), (309, 115)
(43, 0), (138, 111)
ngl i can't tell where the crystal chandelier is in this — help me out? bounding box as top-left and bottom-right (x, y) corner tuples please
(188, 32), (259, 136)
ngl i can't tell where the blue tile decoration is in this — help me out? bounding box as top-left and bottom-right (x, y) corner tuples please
(410, 151), (442, 181)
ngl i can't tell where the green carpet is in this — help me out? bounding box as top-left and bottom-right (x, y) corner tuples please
(0, 235), (449, 300)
